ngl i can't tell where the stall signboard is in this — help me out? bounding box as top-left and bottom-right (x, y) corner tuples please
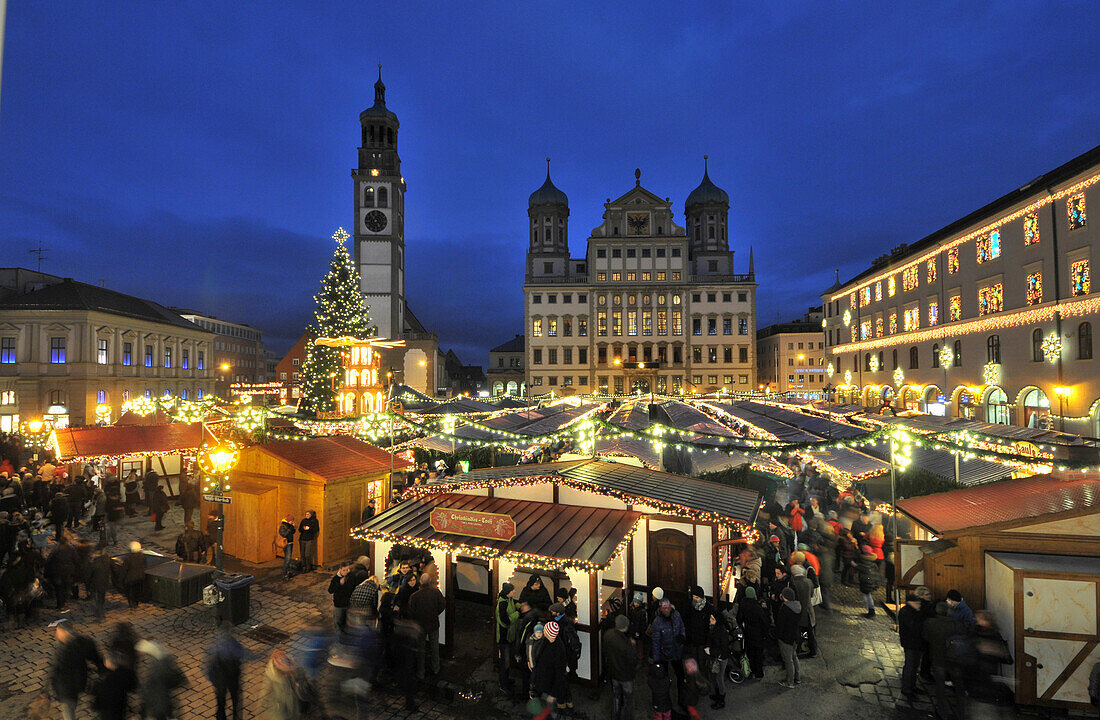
(430, 507), (516, 541)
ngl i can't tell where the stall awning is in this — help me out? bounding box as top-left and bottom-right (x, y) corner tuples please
(52, 422), (211, 461)
(355, 492), (641, 571)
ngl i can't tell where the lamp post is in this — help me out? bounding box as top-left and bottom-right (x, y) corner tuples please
(199, 441), (240, 573)
(1054, 386), (1071, 432)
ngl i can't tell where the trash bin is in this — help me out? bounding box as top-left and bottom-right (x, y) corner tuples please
(215, 573), (254, 625)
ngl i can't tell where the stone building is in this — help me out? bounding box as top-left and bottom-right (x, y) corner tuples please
(756, 308), (827, 396)
(175, 310), (267, 399)
(523, 160), (757, 396)
(487, 334), (525, 396)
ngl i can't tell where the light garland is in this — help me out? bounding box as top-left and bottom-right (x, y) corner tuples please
(828, 171), (1100, 302)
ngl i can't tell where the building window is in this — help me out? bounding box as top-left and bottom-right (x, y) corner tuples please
(597, 272), (607, 282)
(1068, 193), (1086, 230)
(533, 349), (542, 365)
(903, 266), (919, 291)
(889, 313), (897, 334)
(692, 318), (702, 336)
(932, 343), (941, 368)
(953, 340), (961, 366)
(874, 282), (882, 301)
(738, 318), (748, 335)
(548, 349), (557, 364)
(642, 310), (652, 336)
(672, 311), (682, 335)
(657, 311), (667, 335)
(578, 348), (587, 363)
(1079, 322), (1093, 360)
(292, 358), (299, 366)
(122, 342), (132, 366)
(909, 346), (919, 370)
(859, 287), (871, 307)
(708, 347), (718, 363)
(707, 318), (717, 335)
(144, 345), (153, 367)
(50, 337), (66, 364)
(596, 249), (606, 258)
(903, 307), (920, 331)
(739, 347), (748, 363)
(198, 351), (205, 370)
(976, 230), (1001, 263)
(597, 312), (607, 336)
(547, 294), (557, 304)
(671, 272), (681, 281)
(0, 390), (14, 405)
(578, 319), (587, 336)
(948, 247), (959, 274)
(887, 276), (896, 297)
(1024, 213), (1039, 245)
(860, 320), (871, 340)
(875, 317), (883, 337)
(96, 390), (106, 404)
(626, 272), (636, 281)
(892, 348), (898, 370)
(164, 347), (172, 369)
(1032, 328), (1044, 362)
(532, 295), (542, 304)
(1, 338), (15, 364)
(987, 335), (1001, 364)
(978, 283), (1004, 315)
(927, 258), (937, 284)
(548, 320), (557, 337)
(948, 295), (961, 321)
(928, 302), (938, 326)
(532, 319), (543, 337)
(1025, 272), (1042, 305)
(97, 338), (108, 365)
(612, 311), (622, 336)
(182, 348), (189, 369)
(627, 311), (638, 336)
(1071, 260), (1090, 296)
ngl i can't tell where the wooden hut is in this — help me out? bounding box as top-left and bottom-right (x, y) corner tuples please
(896, 470), (1100, 711)
(213, 436), (410, 565)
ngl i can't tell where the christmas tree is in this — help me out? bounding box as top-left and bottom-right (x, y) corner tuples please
(299, 227), (374, 415)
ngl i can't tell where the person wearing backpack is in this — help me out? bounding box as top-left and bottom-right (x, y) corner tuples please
(277, 515), (296, 579)
(495, 582), (519, 695)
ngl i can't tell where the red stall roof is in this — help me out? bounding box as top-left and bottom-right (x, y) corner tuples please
(897, 473), (1100, 536)
(53, 422), (209, 461)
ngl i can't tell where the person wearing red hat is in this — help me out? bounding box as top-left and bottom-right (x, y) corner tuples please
(532, 620), (569, 717)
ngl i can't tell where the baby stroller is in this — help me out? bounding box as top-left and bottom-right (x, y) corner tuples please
(725, 620), (751, 684)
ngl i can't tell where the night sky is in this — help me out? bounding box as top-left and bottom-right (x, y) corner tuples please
(2, 3), (1098, 363)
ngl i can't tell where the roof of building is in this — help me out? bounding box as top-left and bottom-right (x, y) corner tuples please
(360, 70), (398, 124)
(529, 167), (568, 207)
(832, 143), (1100, 293)
(403, 302), (431, 335)
(685, 159), (729, 208)
(0, 278), (202, 332)
(251, 436), (410, 482)
(757, 321), (823, 338)
(491, 335), (525, 353)
(52, 423), (209, 461)
(896, 473), (1100, 535)
(357, 491), (641, 570)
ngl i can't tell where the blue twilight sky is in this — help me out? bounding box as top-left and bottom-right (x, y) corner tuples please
(2, 3), (1099, 362)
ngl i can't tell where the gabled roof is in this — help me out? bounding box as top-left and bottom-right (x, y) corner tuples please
(53, 423), (210, 461)
(897, 473), (1100, 536)
(252, 436), (410, 482)
(490, 335), (525, 353)
(0, 279), (203, 332)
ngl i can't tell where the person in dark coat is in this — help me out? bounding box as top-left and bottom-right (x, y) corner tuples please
(532, 620), (569, 711)
(407, 573), (446, 679)
(65, 481), (85, 529)
(141, 471), (159, 510)
(705, 612), (731, 709)
(49, 489), (69, 541)
(327, 559), (368, 631)
(92, 656), (137, 720)
(898, 593), (926, 699)
(205, 629), (254, 720)
(394, 571), (419, 619)
(107, 621), (140, 672)
(684, 584), (716, 663)
(775, 587), (802, 686)
(391, 616), (423, 712)
(49, 619), (105, 720)
(737, 586), (769, 679)
(88, 549), (111, 619)
(180, 478), (201, 526)
(922, 601), (962, 719)
(789, 564), (818, 657)
(122, 541), (146, 609)
(45, 535), (79, 609)
(857, 544), (880, 617)
(602, 614), (637, 720)
(137, 639), (188, 720)
(123, 470), (140, 517)
(297, 510), (320, 572)
(519, 574), (552, 612)
(148, 485), (170, 531)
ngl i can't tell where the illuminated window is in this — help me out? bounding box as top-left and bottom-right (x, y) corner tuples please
(642, 310), (652, 335)
(875, 317), (883, 336)
(860, 320), (871, 340)
(887, 276), (896, 297)
(849, 293), (856, 309)
(874, 282), (882, 301)
(903, 266), (919, 291)
(903, 307), (920, 331)
(978, 283), (1004, 315)
(626, 272), (636, 281)
(671, 272), (681, 281)
(641, 272), (651, 281)
(612, 272), (622, 281)
(948, 247), (959, 274)
(672, 311), (682, 335)
(859, 287), (871, 307)
(548, 320), (557, 337)
(949, 295), (961, 322)
(532, 319), (542, 337)
(927, 258), (937, 284)
(1071, 260), (1090, 296)
(50, 337), (67, 364)
(597, 272), (606, 281)
(627, 311), (637, 336)
(928, 302), (938, 326)
(977, 230), (1001, 263)
(657, 310), (667, 335)
(1068, 193), (1086, 230)
(598, 295), (606, 306)
(1026, 272), (1043, 305)
(1024, 213), (1039, 245)
(889, 313), (897, 334)
(656, 272), (666, 281)
(597, 311), (607, 336)
(612, 311), (622, 336)
(850, 326), (856, 343)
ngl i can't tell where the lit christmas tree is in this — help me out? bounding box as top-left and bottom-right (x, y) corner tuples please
(299, 227), (374, 415)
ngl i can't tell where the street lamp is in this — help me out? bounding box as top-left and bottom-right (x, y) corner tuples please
(199, 440), (240, 573)
(1054, 385), (1071, 432)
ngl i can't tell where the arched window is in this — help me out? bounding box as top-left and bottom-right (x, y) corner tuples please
(987, 335), (1001, 364)
(878, 351), (884, 371)
(387, 127), (393, 145)
(932, 343), (941, 368)
(545, 229), (551, 241)
(892, 349), (898, 370)
(378, 187), (388, 207)
(953, 340), (962, 367)
(864, 352), (871, 372)
(852, 356), (858, 372)
(1032, 328), (1044, 362)
(363, 186), (374, 207)
(909, 346), (919, 370)
(1079, 322), (1093, 359)
(708, 226), (715, 240)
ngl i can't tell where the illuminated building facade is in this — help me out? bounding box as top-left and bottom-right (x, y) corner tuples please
(822, 145), (1100, 433)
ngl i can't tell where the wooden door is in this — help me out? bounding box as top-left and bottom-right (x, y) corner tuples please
(648, 528), (695, 613)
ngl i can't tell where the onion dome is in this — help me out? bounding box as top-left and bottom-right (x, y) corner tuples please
(685, 155), (729, 208)
(529, 158), (568, 207)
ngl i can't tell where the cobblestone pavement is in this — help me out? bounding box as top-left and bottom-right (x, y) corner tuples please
(0, 508), (1086, 719)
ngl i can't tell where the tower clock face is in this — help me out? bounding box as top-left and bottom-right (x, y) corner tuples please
(364, 210), (388, 232)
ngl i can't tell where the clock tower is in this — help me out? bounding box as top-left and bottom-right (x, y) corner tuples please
(353, 66), (406, 340)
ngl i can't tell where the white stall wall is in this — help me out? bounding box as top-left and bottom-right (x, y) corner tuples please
(695, 524), (713, 596)
(495, 483), (554, 502)
(983, 553), (1016, 684)
(374, 541), (392, 580)
(577, 631), (593, 680)
(632, 521), (648, 587)
(437, 555), (447, 642)
(558, 486), (628, 509)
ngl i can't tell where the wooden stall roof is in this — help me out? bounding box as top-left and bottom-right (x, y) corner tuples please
(897, 473), (1100, 536)
(425, 458), (760, 525)
(254, 436), (412, 482)
(359, 492), (641, 569)
(53, 422), (210, 460)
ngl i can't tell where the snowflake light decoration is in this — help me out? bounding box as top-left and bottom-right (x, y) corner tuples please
(982, 362), (1000, 386)
(893, 367), (904, 387)
(1041, 333), (1062, 363)
(843, 310), (852, 327)
(869, 355), (880, 372)
(938, 345), (954, 368)
(843, 369), (852, 385)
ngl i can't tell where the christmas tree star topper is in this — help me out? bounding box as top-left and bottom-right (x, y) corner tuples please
(332, 226), (350, 245)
